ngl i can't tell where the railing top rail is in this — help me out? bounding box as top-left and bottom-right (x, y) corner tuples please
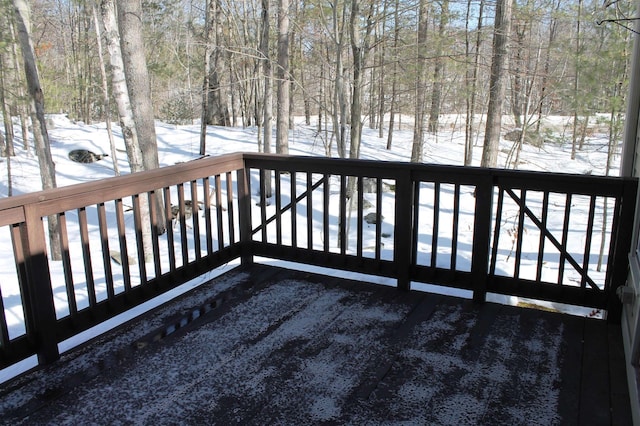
(0, 153), (244, 222)
(242, 153), (637, 195)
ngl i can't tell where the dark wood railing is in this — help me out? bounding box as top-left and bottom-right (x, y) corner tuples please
(0, 153), (636, 373)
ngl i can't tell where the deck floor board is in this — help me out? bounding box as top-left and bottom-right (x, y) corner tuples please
(0, 264), (631, 425)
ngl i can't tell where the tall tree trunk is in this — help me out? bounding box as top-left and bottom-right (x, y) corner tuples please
(117, 0), (159, 172)
(260, 0), (273, 197)
(464, 0), (485, 166)
(536, 0), (559, 134)
(571, 0), (582, 160)
(13, 0), (62, 260)
(412, 0), (429, 163)
(386, 0), (399, 150)
(276, 0), (290, 154)
(92, 3), (119, 176)
(332, 2), (347, 158)
(0, 53), (15, 157)
(481, 0), (513, 168)
(511, 20), (526, 129)
(206, 0), (229, 126)
(101, 0), (154, 259)
(200, 0), (215, 155)
(428, 0), (449, 134)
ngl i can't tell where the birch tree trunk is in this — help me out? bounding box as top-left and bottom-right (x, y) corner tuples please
(117, 0), (159, 172)
(92, 3), (119, 176)
(13, 0), (62, 260)
(480, 0), (513, 168)
(101, 0), (153, 260)
(276, 0), (290, 154)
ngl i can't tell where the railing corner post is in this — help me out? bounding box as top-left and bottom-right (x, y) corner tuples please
(237, 161), (253, 266)
(22, 207), (60, 365)
(471, 174), (494, 304)
(394, 169), (414, 292)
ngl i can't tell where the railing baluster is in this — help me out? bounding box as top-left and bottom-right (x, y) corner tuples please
(357, 176), (363, 258)
(115, 198), (132, 291)
(323, 174), (330, 252)
(451, 184), (460, 271)
(58, 212), (77, 315)
(215, 174), (224, 249)
(514, 189), (526, 279)
(177, 184), (189, 265)
(149, 191), (162, 279)
(535, 191), (550, 283)
(132, 194), (148, 285)
(339, 175), (347, 255)
(78, 206), (97, 307)
(431, 182), (440, 268)
(307, 172), (313, 250)
(163, 188), (176, 272)
(489, 188), (504, 276)
(259, 170), (267, 243)
(558, 194), (572, 285)
(203, 178), (213, 256)
(376, 178), (383, 261)
(275, 170), (282, 246)
(227, 171), (236, 244)
(291, 171), (297, 248)
(191, 181), (201, 260)
(97, 202), (115, 300)
(581, 195), (597, 288)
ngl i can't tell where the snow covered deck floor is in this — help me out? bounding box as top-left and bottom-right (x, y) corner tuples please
(0, 264), (632, 424)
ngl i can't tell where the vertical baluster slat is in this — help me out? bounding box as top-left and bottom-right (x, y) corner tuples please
(190, 181), (201, 260)
(514, 189), (526, 278)
(489, 188), (505, 276)
(558, 194), (572, 285)
(375, 178), (383, 261)
(451, 184), (460, 271)
(431, 182), (440, 268)
(78, 207), (97, 307)
(356, 176), (363, 258)
(307, 172), (313, 250)
(115, 198), (132, 292)
(535, 191), (550, 283)
(97, 202), (115, 300)
(203, 178), (213, 255)
(226, 171), (235, 244)
(581, 195), (597, 288)
(58, 212), (77, 315)
(215, 174), (224, 249)
(163, 188), (176, 272)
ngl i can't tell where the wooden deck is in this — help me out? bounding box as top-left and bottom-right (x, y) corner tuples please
(0, 264), (632, 425)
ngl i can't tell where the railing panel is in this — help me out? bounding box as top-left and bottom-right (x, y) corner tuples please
(0, 155), (245, 370)
(0, 153), (636, 375)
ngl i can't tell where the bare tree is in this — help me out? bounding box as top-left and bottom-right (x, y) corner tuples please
(481, 0), (513, 168)
(428, 0), (449, 134)
(91, 2), (119, 175)
(117, 0), (159, 172)
(411, 0), (429, 163)
(13, 0), (61, 260)
(260, 0), (273, 197)
(276, 0), (290, 154)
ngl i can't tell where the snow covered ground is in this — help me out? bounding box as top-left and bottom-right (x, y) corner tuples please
(0, 114), (621, 383)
